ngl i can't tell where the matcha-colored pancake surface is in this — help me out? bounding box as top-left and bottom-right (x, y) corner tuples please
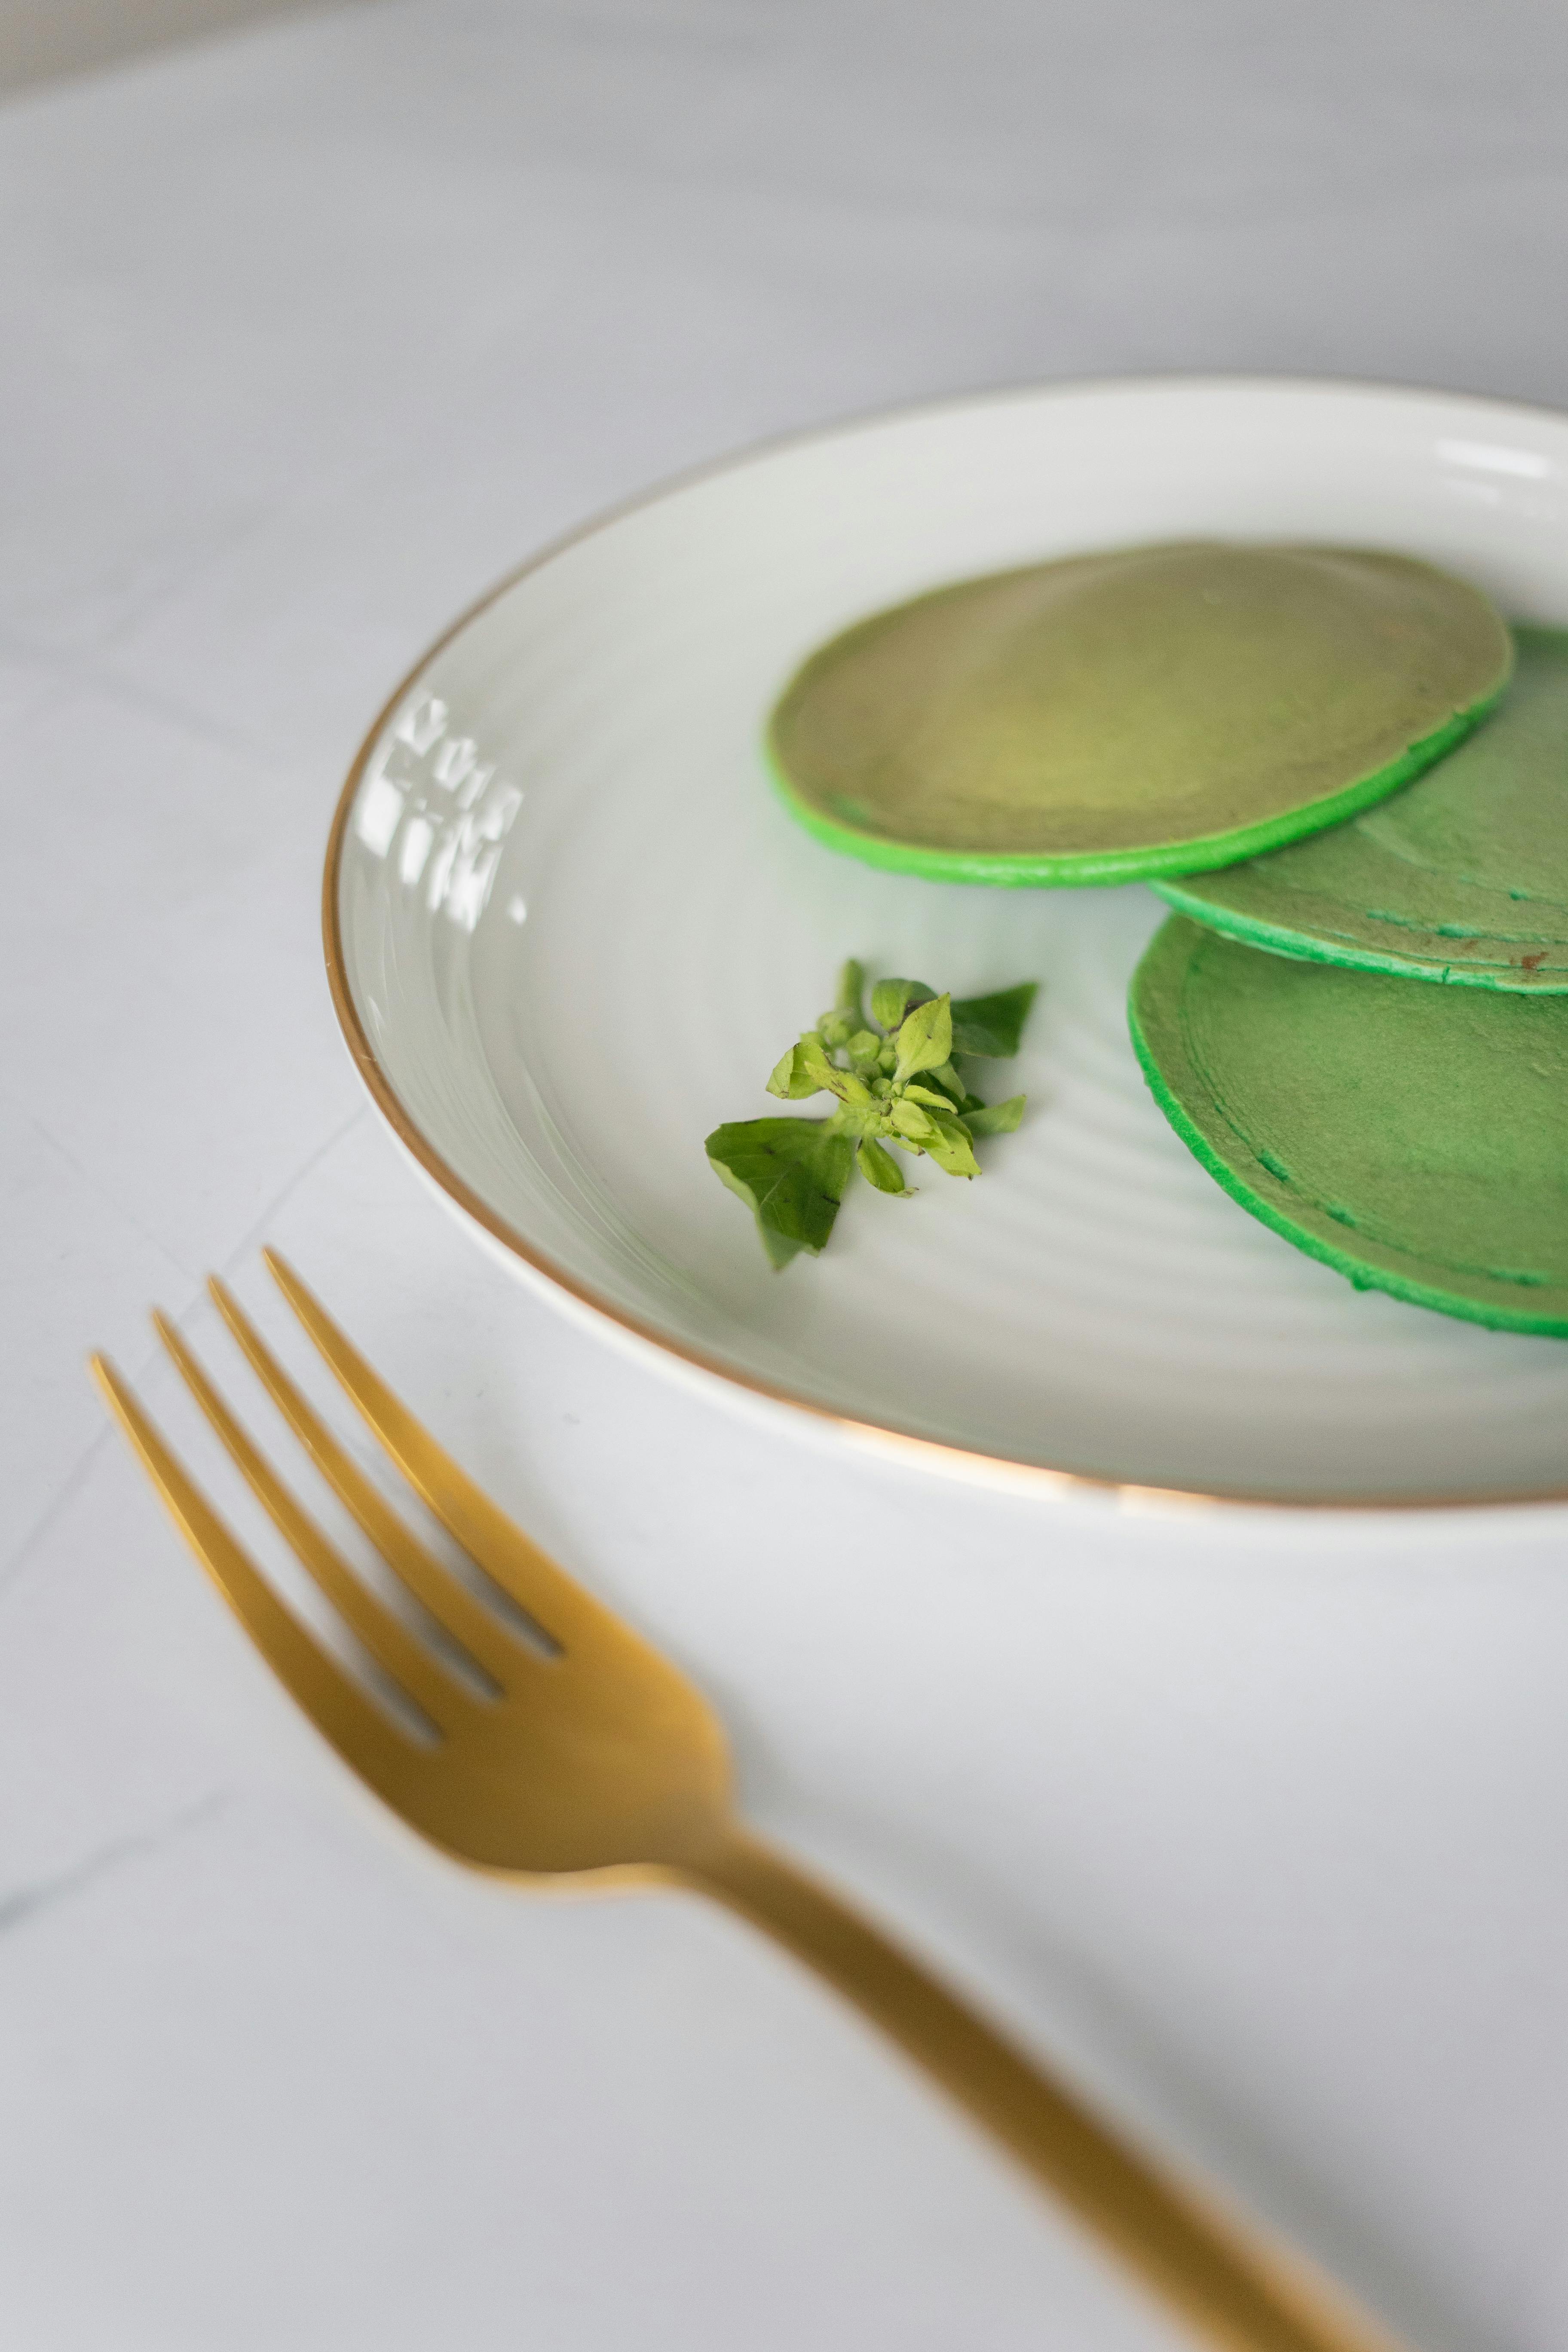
(1156, 625), (1568, 986)
(766, 542), (1513, 886)
(1129, 915), (1568, 1335)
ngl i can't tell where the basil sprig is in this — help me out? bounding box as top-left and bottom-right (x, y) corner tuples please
(706, 961), (1036, 1268)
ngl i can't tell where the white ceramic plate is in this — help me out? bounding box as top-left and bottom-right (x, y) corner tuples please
(326, 376), (1568, 1507)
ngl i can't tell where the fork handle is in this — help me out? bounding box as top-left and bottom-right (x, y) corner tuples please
(686, 1832), (1408, 2352)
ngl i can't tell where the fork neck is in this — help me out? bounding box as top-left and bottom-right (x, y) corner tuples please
(675, 1828), (1408, 2352)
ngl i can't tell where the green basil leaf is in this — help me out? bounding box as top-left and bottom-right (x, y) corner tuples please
(857, 1137), (908, 1194)
(919, 1060), (966, 1107)
(766, 1038), (826, 1099)
(893, 992), (952, 1083)
(825, 1102), (876, 1139)
(949, 981), (1038, 1059)
(902, 1084), (960, 1110)
(870, 977), (909, 1030)
(870, 977), (935, 1031)
(796, 1034), (872, 1106)
(836, 958), (867, 1024)
(961, 1092), (1026, 1137)
(919, 1106), (981, 1178)
(888, 1098), (936, 1141)
(706, 1119), (856, 1266)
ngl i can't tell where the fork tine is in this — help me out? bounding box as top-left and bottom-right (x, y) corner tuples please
(264, 1251), (614, 1652)
(90, 1354), (420, 1801)
(208, 1276), (524, 1691)
(153, 1314), (467, 1735)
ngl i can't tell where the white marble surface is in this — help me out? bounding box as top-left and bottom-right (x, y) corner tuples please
(5, 5), (1568, 2346)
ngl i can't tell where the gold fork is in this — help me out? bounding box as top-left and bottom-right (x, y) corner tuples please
(92, 1252), (1409, 2352)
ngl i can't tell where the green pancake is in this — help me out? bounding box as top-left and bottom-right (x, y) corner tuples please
(1157, 625), (1568, 987)
(1129, 915), (1568, 1336)
(767, 542), (1512, 887)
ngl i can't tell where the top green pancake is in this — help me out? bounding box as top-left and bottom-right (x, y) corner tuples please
(1129, 914), (1568, 1338)
(1155, 624), (1568, 989)
(766, 542), (1512, 887)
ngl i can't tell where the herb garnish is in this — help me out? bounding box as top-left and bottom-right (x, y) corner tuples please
(705, 961), (1037, 1268)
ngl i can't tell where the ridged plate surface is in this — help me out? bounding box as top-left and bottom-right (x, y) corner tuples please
(329, 378), (1568, 1504)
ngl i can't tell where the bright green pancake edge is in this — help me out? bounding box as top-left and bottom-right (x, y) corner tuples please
(765, 693), (1501, 888)
(1127, 916), (1568, 1338)
(1155, 625), (1568, 984)
(1148, 875), (1567, 987)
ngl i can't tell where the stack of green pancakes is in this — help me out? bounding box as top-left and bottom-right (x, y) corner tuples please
(767, 544), (1568, 1335)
